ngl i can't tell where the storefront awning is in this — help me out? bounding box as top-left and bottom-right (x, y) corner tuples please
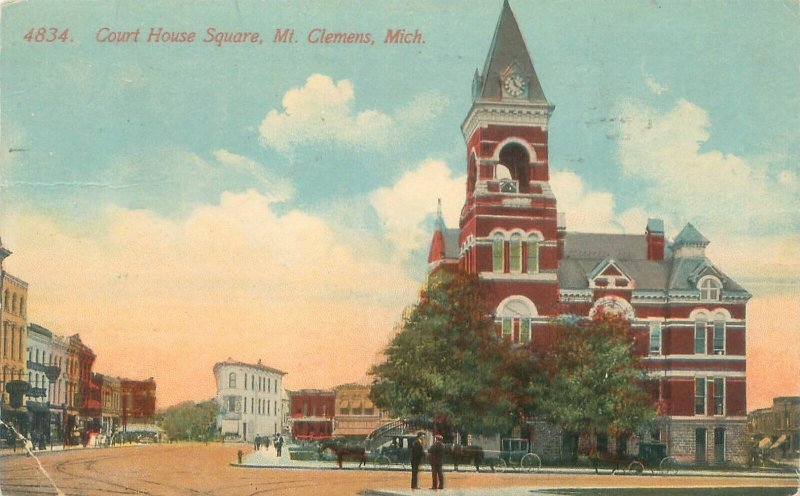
(757, 437), (772, 449)
(770, 434), (787, 449)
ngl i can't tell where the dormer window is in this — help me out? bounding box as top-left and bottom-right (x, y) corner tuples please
(698, 276), (722, 300)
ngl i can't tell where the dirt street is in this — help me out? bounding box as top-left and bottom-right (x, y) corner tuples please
(0, 443), (796, 495)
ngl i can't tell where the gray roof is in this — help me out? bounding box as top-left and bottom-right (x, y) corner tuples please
(443, 228), (461, 259)
(476, 0), (547, 104)
(28, 323), (53, 338)
(559, 258), (672, 291)
(559, 232), (747, 294)
(673, 223), (709, 247)
(563, 233), (648, 260)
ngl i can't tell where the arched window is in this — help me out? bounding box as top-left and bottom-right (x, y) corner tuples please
(11, 294), (17, 314)
(228, 372), (237, 389)
(496, 296), (537, 344)
(712, 313), (726, 355)
(527, 235), (540, 273)
(589, 296), (635, 320)
(2, 289), (8, 309)
(498, 142), (530, 192)
(694, 315), (708, 355)
(492, 234), (505, 273)
(698, 277), (722, 300)
(19, 297), (25, 317)
(509, 233), (522, 273)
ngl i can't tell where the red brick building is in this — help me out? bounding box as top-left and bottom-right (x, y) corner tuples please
(119, 377), (157, 430)
(427, 1), (750, 465)
(288, 389), (335, 440)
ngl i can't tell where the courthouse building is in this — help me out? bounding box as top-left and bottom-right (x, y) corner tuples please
(426, 1), (750, 464)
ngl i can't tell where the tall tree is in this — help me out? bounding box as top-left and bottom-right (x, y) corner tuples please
(161, 399), (220, 441)
(532, 312), (656, 456)
(369, 271), (526, 436)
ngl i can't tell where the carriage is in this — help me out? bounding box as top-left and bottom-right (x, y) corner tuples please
(589, 441), (678, 475)
(485, 438), (542, 472)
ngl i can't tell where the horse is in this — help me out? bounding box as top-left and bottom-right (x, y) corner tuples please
(317, 438), (367, 469)
(446, 444), (485, 472)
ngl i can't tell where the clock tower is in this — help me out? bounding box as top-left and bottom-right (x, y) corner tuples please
(458, 0), (560, 342)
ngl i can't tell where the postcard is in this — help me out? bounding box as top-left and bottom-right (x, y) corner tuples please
(0, 1), (797, 495)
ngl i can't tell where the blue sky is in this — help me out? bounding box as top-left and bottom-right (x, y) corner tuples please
(1, 0), (798, 406)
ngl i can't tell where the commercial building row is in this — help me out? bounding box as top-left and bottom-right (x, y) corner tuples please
(0, 237), (156, 445)
(213, 358), (391, 443)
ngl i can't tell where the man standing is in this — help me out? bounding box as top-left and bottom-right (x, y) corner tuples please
(410, 432), (425, 490)
(428, 434), (445, 490)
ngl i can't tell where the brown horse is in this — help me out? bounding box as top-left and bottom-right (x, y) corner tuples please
(446, 444), (485, 472)
(318, 439), (367, 469)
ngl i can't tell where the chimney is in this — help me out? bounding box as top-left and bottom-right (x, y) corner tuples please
(646, 218), (665, 261)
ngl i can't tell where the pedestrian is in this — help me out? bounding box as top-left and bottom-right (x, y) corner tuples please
(275, 434), (284, 457)
(264, 435), (271, 451)
(410, 432), (425, 490)
(428, 434), (445, 490)
(254, 436), (260, 451)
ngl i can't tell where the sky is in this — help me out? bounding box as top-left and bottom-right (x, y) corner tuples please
(0, 0), (798, 410)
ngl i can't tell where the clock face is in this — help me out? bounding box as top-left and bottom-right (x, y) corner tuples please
(504, 74), (526, 97)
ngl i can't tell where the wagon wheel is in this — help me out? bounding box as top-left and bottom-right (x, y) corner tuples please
(493, 457), (508, 472)
(520, 453), (542, 472)
(659, 456), (678, 475)
(627, 461), (644, 475)
(373, 455), (391, 468)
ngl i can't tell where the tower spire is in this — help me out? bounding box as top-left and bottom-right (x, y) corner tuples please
(436, 198), (444, 231)
(475, 0), (547, 104)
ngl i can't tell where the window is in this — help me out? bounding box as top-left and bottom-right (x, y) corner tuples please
(713, 378), (724, 415)
(699, 277), (722, 300)
(649, 321), (662, 355)
(251, 375), (255, 390)
(520, 318), (531, 344)
(227, 396), (237, 412)
(501, 318), (512, 340)
(509, 234), (522, 273)
(492, 234), (504, 272)
(527, 236), (539, 273)
(713, 320), (725, 355)
(244, 373), (248, 390)
(694, 320), (707, 354)
(228, 372), (236, 389)
(695, 378), (706, 415)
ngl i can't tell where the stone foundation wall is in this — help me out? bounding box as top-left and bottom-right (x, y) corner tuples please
(665, 417), (747, 465)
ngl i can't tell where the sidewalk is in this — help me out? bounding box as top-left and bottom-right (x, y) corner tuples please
(233, 448), (797, 481)
(0, 440), (149, 457)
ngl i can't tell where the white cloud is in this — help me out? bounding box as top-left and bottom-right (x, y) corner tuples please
(550, 170), (648, 233)
(1, 190), (418, 406)
(641, 64), (669, 95)
(212, 149), (293, 202)
(616, 98), (799, 236)
(259, 74), (448, 155)
(369, 159), (464, 260)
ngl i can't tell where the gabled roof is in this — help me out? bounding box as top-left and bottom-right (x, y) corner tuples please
(673, 223), (709, 247)
(563, 233), (648, 261)
(586, 257), (630, 281)
(476, 0), (547, 104)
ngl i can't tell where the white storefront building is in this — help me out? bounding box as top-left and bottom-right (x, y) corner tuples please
(213, 358), (286, 442)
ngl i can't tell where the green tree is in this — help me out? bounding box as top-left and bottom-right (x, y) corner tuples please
(369, 271), (527, 436)
(532, 312), (656, 459)
(161, 399), (220, 442)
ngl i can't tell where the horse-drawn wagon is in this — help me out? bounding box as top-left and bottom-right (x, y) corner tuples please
(589, 441), (678, 475)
